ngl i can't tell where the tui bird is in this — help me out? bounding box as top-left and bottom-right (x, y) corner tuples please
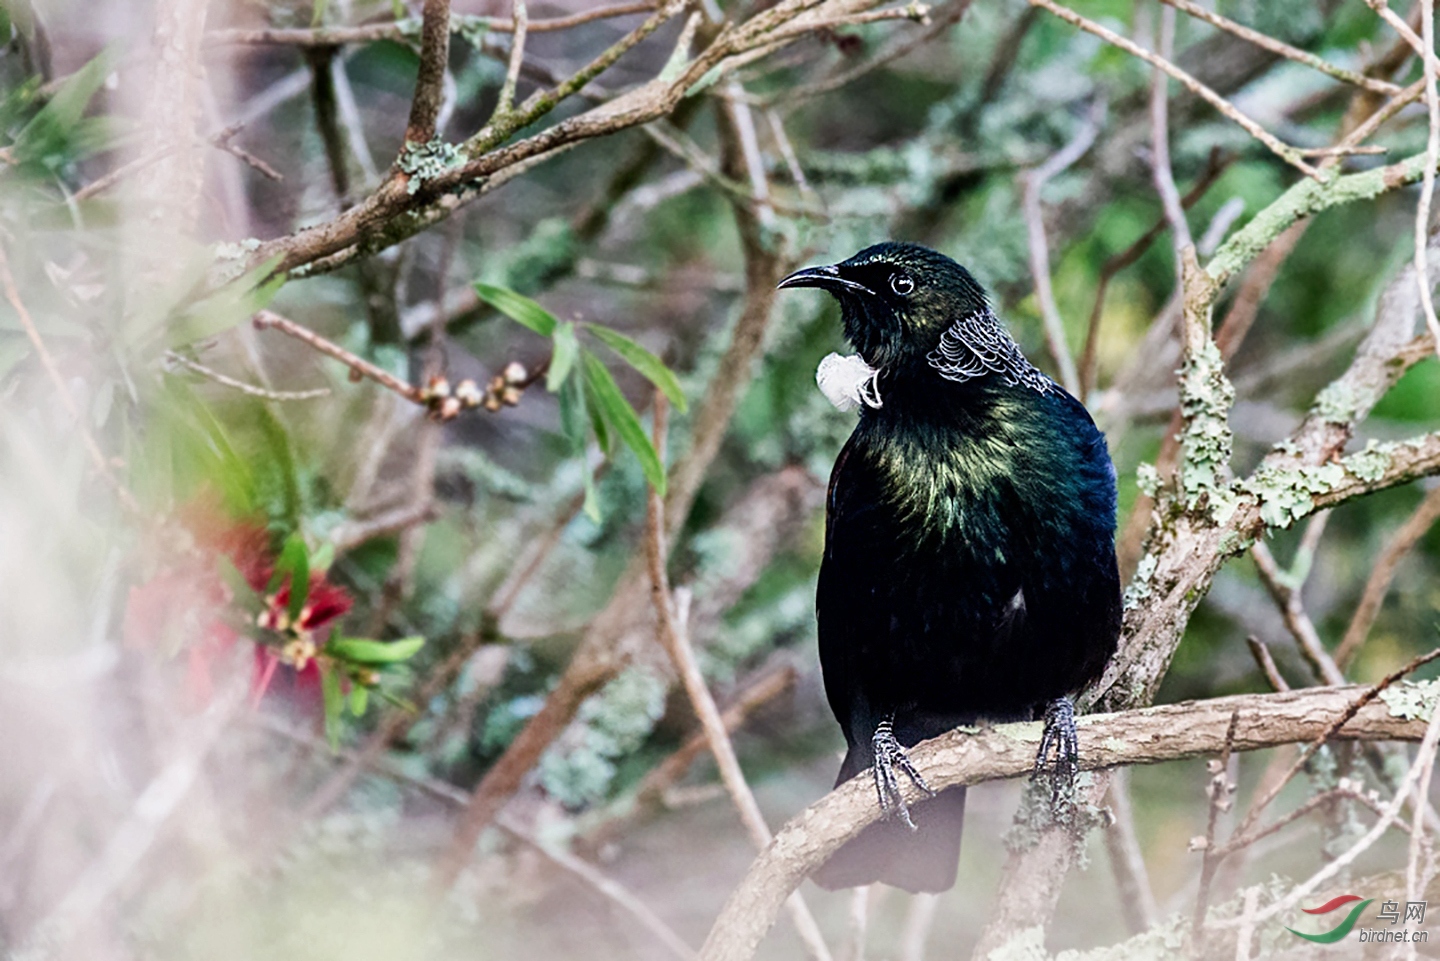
(778, 242), (1121, 893)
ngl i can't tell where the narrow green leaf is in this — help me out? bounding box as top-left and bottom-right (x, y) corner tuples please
(581, 352), (665, 495)
(473, 282), (557, 337)
(327, 635), (426, 665)
(321, 667), (343, 750)
(348, 683), (369, 716)
(311, 0), (330, 26)
(585, 325), (687, 412)
(274, 534), (310, 622)
(560, 374), (603, 520)
(579, 354), (612, 454)
(548, 321), (579, 391)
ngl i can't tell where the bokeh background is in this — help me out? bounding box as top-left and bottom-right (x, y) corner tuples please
(1, 0), (1438, 959)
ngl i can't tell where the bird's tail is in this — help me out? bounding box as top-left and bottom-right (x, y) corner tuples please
(812, 778), (966, 894)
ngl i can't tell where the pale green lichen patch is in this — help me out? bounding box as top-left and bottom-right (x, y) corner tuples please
(398, 139), (463, 195)
(213, 237), (262, 260)
(1241, 462), (1345, 529)
(1123, 554), (1159, 611)
(1341, 440), (1393, 483)
(1177, 339), (1236, 509)
(1381, 679), (1440, 721)
(1135, 462), (1161, 498)
(1311, 381), (1358, 425)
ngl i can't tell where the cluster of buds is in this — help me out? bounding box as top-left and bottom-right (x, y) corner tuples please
(420, 362), (530, 421)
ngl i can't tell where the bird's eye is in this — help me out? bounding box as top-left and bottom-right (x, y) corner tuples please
(889, 273), (914, 296)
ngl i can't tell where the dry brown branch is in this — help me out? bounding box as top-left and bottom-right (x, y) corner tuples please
(1079, 149), (1228, 397)
(644, 394), (832, 961)
(208, 3), (659, 45)
(1103, 768), (1160, 934)
(214, 1), (886, 286)
(754, 0), (971, 105)
(1019, 98), (1102, 394)
(1336, 484), (1440, 669)
(695, 686), (1437, 961)
(1160, 0), (1401, 96)
(1250, 538), (1344, 687)
(164, 351), (330, 400)
(1026, 0), (1319, 178)
(403, 0), (452, 145)
(1150, 6), (1193, 266)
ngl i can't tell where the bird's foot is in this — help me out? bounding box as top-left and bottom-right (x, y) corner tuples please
(1033, 697), (1080, 804)
(872, 717), (936, 830)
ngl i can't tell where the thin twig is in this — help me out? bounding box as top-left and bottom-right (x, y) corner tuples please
(1245, 636), (1291, 692)
(1336, 485), (1440, 669)
(496, 0), (528, 118)
(1104, 768), (1160, 934)
(1417, 0), (1440, 363)
(260, 715), (697, 961)
(253, 310), (425, 403)
(1160, 0), (1401, 96)
(1019, 98), (1102, 394)
(1027, 0), (1320, 178)
(1209, 696), (1440, 931)
(0, 244), (139, 512)
(1250, 540), (1344, 687)
(644, 392), (833, 961)
(1192, 710), (1240, 947)
(164, 351), (330, 400)
(1229, 646), (1440, 841)
(1151, 4), (1193, 284)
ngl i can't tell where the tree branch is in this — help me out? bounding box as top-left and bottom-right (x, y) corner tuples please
(696, 686), (1436, 961)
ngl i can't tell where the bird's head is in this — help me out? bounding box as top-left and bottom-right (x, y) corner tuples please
(778, 242), (990, 369)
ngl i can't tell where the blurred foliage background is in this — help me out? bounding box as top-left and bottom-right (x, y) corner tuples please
(0, 0), (1438, 959)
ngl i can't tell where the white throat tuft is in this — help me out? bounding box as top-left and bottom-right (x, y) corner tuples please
(816, 353), (883, 412)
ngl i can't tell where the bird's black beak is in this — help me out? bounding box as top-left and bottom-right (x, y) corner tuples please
(776, 264), (873, 295)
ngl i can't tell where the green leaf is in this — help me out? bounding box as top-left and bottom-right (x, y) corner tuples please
(548, 321), (579, 391)
(321, 666), (343, 750)
(271, 534), (310, 622)
(12, 48), (114, 167)
(585, 325), (687, 412)
(559, 375), (603, 521)
(581, 352), (665, 495)
(580, 356), (612, 454)
(327, 635), (426, 665)
(473, 282), (557, 337)
(311, 0), (329, 26)
(165, 256), (286, 350)
(348, 682), (369, 716)
(310, 542), (335, 575)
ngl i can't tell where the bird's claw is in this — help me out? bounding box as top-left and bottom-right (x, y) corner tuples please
(872, 717), (935, 831)
(1033, 697), (1080, 803)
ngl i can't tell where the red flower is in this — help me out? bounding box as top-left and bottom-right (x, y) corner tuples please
(123, 498), (353, 710)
